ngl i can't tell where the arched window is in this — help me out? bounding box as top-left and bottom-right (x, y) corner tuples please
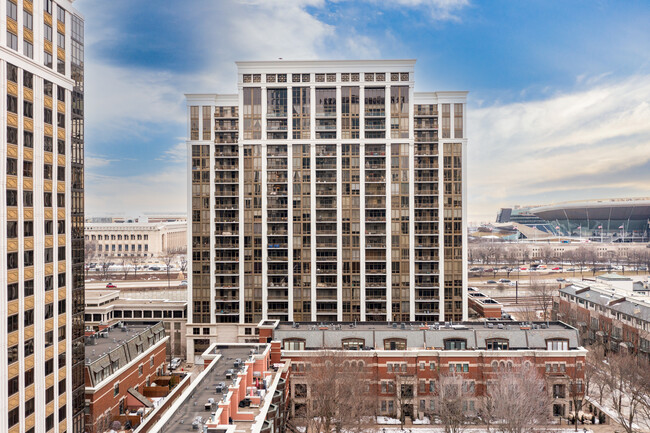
(486, 338), (509, 350)
(491, 361), (498, 370)
(384, 338), (407, 350)
(283, 338), (305, 350)
(342, 338), (365, 350)
(444, 338), (467, 350)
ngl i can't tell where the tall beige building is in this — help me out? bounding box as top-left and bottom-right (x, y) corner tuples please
(1, 0), (85, 432)
(186, 60), (467, 357)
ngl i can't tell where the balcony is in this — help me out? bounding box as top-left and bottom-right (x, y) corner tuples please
(267, 145), (288, 157)
(415, 144), (438, 156)
(365, 185), (386, 196)
(415, 173), (438, 183)
(316, 223), (336, 234)
(268, 185), (288, 196)
(215, 133), (238, 144)
(414, 210), (438, 221)
(316, 173), (336, 183)
(365, 223), (385, 235)
(414, 160), (439, 169)
(316, 161), (337, 170)
(215, 174), (239, 183)
(267, 160), (288, 170)
(268, 211), (288, 222)
(268, 252), (289, 262)
(414, 106), (437, 116)
(365, 197), (386, 209)
(215, 120), (238, 131)
(366, 240), (386, 249)
(365, 174), (386, 183)
(414, 119), (438, 129)
(214, 146), (238, 157)
(366, 250), (386, 261)
(316, 119), (337, 131)
(268, 198), (288, 209)
(365, 159), (385, 170)
(316, 185), (337, 196)
(316, 197), (337, 209)
(415, 240), (438, 248)
(316, 210), (337, 222)
(215, 187), (238, 197)
(414, 198), (438, 208)
(415, 131), (438, 143)
(268, 173), (288, 183)
(215, 107), (239, 118)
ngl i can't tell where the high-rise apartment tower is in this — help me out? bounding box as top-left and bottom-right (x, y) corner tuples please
(1, 0), (85, 432)
(186, 60), (466, 356)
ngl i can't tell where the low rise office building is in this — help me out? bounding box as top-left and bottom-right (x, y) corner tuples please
(84, 289), (187, 357)
(85, 220), (186, 259)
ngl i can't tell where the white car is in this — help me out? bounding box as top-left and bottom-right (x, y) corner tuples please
(169, 358), (182, 370)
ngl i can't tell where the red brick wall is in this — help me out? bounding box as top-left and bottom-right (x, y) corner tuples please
(283, 350), (585, 419)
(85, 341), (168, 433)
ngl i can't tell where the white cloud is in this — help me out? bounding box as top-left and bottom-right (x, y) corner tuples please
(156, 141), (187, 163)
(86, 169), (187, 216)
(360, 0), (470, 21)
(468, 74), (650, 222)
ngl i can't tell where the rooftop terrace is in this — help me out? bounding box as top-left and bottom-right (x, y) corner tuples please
(150, 344), (287, 433)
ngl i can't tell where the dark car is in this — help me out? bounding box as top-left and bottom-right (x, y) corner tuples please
(487, 280), (497, 284)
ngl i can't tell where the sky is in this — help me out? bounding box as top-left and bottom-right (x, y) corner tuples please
(76, 0), (650, 223)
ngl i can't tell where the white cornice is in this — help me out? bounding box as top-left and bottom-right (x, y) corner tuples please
(236, 59), (416, 73)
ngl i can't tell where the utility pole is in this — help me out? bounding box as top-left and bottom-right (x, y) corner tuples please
(515, 280), (518, 304)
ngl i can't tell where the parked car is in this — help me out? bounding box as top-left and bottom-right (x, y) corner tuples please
(106, 282), (116, 288)
(557, 278), (566, 282)
(487, 280), (497, 284)
(169, 358), (182, 370)
(180, 280), (188, 286)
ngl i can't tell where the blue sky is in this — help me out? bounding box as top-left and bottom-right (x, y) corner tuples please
(76, 0), (650, 222)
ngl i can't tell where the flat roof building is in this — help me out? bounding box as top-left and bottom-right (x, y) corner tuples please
(85, 220), (187, 260)
(84, 289), (187, 357)
(186, 59), (468, 358)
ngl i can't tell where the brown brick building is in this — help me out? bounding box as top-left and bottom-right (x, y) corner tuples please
(84, 323), (168, 433)
(555, 281), (650, 361)
(260, 320), (586, 421)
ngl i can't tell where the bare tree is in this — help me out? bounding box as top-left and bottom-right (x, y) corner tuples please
(84, 240), (97, 278)
(573, 246), (589, 278)
(179, 253), (188, 275)
(539, 245), (554, 266)
(130, 255), (144, 279)
(600, 351), (650, 433)
(585, 248), (599, 277)
(529, 283), (556, 322)
(480, 365), (551, 433)
(160, 251), (177, 289)
(120, 256), (130, 280)
(295, 352), (376, 433)
(98, 257), (112, 281)
(431, 371), (469, 433)
(584, 344), (607, 406)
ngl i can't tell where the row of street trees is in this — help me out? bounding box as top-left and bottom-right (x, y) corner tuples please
(470, 243), (650, 276)
(293, 352), (555, 433)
